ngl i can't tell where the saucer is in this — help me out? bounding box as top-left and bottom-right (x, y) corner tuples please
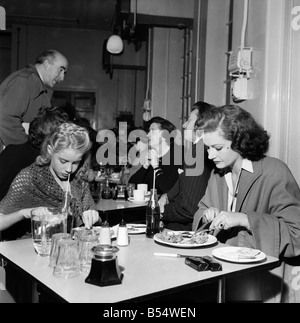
(128, 197), (149, 205)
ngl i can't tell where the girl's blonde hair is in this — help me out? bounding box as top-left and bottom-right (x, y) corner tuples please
(36, 122), (92, 165)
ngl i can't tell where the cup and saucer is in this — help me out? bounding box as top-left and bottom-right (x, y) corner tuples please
(128, 189), (150, 205)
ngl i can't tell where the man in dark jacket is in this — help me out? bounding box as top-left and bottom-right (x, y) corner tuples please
(159, 101), (215, 231)
(0, 49), (68, 147)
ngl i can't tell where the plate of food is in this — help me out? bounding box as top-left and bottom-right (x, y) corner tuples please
(153, 230), (217, 248)
(212, 247), (266, 263)
(128, 197), (149, 205)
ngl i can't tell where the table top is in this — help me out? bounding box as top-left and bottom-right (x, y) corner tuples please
(0, 235), (279, 303)
(96, 198), (147, 212)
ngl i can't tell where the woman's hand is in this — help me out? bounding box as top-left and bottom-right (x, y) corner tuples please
(158, 194), (169, 213)
(82, 210), (100, 229)
(202, 207), (220, 223)
(209, 211), (250, 231)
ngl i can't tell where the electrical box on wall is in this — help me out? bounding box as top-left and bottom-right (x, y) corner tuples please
(228, 47), (252, 75)
(228, 47), (252, 102)
(231, 77), (248, 102)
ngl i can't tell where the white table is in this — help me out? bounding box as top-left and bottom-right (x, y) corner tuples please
(96, 199), (147, 226)
(0, 236), (279, 303)
(96, 199), (147, 212)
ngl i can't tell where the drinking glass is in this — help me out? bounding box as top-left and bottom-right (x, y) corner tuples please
(78, 235), (99, 274)
(127, 183), (135, 198)
(53, 239), (81, 278)
(49, 233), (72, 268)
(31, 208), (65, 257)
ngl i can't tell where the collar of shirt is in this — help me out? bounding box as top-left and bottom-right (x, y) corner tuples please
(225, 159), (253, 211)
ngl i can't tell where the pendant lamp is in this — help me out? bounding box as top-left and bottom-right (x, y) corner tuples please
(106, 35), (123, 54)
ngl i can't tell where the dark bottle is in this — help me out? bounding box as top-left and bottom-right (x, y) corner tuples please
(102, 178), (112, 199)
(146, 189), (160, 238)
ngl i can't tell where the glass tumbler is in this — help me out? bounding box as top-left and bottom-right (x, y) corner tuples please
(127, 183), (135, 198)
(49, 233), (71, 268)
(78, 235), (99, 274)
(31, 208), (65, 257)
(53, 239), (81, 279)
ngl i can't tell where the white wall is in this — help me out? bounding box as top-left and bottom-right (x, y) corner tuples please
(204, 0), (229, 106)
(150, 27), (184, 129)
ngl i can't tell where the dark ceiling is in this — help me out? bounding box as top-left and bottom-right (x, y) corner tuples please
(1, 0), (118, 31)
(1, 0), (193, 33)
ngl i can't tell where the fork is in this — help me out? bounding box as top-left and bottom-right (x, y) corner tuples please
(193, 221), (214, 236)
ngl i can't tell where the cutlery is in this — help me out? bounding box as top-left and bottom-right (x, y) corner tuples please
(154, 252), (198, 258)
(193, 221), (213, 236)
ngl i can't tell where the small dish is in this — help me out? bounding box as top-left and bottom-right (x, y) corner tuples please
(128, 197), (149, 205)
(212, 247), (266, 263)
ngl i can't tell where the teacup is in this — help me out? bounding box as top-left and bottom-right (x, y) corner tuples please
(137, 184), (148, 192)
(133, 189), (145, 201)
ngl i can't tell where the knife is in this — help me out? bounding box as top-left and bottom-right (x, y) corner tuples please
(154, 252), (197, 258)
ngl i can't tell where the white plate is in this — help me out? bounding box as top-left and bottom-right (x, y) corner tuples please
(153, 231), (217, 248)
(112, 223), (146, 235)
(128, 197), (149, 205)
(212, 247), (266, 263)
(127, 223), (146, 235)
(90, 226), (117, 239)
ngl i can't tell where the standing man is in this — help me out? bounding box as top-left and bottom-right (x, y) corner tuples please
(0, 49), (68, 147)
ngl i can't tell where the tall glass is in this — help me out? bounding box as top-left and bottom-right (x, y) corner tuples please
(31, 208), (65, 257)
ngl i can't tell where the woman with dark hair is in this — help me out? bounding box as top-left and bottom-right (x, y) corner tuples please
(193, 104), (300, 303)
(129, 116), (182, 195)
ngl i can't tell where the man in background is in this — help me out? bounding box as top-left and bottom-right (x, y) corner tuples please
(159, 101), (215, 231)
(0, 49), (68, 148)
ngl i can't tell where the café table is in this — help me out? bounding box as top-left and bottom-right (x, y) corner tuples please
(96, 198), (147, 226)
(0, 234), (279, 303)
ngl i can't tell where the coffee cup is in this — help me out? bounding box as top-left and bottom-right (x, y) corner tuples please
(133, 189), (145, 201)
(137, 184), (148, 192)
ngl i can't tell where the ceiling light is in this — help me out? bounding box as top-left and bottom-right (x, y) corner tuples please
(106, 35), (123, 54)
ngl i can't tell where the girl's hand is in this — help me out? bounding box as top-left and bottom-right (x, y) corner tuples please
(82, 210), (100, 229)
(23, 206), (51, 219)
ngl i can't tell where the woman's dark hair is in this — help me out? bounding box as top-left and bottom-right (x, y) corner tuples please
(198, 105), (270, 161)
(28, 106), (69, 148)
